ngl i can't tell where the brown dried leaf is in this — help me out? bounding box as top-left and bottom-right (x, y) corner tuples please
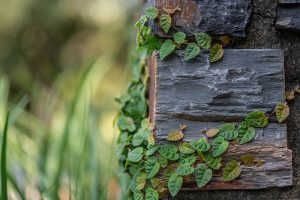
(240, 155), (255, 166)
(206, 128), (219, 138)
(148, 132), (156, 145)
(180, 124), (187, 131)
(275, 103), (290, 123)
(286, 90), (295, 101)
(219, 36), (231, 46)
(163, 5), (181, 15)
(256, 160), (265, 167)
(167, 130), (184, 141)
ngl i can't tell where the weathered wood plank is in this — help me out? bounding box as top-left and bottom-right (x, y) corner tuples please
(276, 5), (300, 32)
(149, 0), (252, 37)
(150, 49), (285, 122)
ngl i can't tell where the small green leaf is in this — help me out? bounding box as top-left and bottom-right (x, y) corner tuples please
(128, 147), (143, 163)
(209, 44), (224, 63)
(145, 156), (160, 179)
(135, 15), (148, 30)
(191, 138), (211, 152)
(239, 126), (255, 145)
(167, 130), (184, 141)
(159, 39), (175, 60)
(275, 103), (290, 123)
(240, 155), (255, 166)
(158, 144), (179, 161)
(145, 7), (159, 19)
(132, 132), (145, 146)
(146, 145), (160, 156)
(245, 110), (268, 128)
(195, 164), (212, 188)
(219, 123), (238, 140)
(212, 136), (229, 157)
(195, 32), (211, 49)
(168, 173), (183, 197)
(134, 191), (144, 200)
(184, 43), (200, 60)
(179, 154), (197, 165)
(176, 163), (195, 176)
(160, 14), (172, 33)
(146, 188), (159, 200)
(118, 115), (136, 132)
(173, 32), (186, 44)
(179, 142), (195, 154)
(203, 153), (222, 170)
(223, 160), (241, 182)
(158, 156), (168, 168)
(136, 172), (147, 190)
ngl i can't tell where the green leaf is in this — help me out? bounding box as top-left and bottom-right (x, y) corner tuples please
(173, 32), (186, 44)
(160, 14), (172, 33)
(179, 154), (197, 165)
(132, 132), (145, 146)
(191, 138), (211, 152)
(238, 125), (255, 145)
(212, 136), (229, 157)
(219, 123), (238, 140)
(176, 163), (195, 176)
(168, 173), (183, 197)
(179, 142), (195, 154)
(240, 155), (255, 166)
(184, 43), (200, 60)
(1, 113), (9, 200)
(118, 115), (136, 132)
(275, 103), (290, 123)
(209, 44), (224, 63)
(159, 39), (175, 60)
(158, 156), (168, 168)
(167, 130), (184, 141)
(158, 144), (179, 161)
(136, 172), (147, 190)
(135, 15), (148, 30)
(134, 191), (144, 200)
(223, 160), (241, 182)
(145, 188), (159, 200)
(203, 153), (222, 170)
(245, 110), (268, 128)
(128, 147), (143, 163)
(195, 32), (211, 49)
(145, 7), (159, 19)
(146, 145), (160, 156)
(195, 164), (212, 188)
(145, 156), (160, 179)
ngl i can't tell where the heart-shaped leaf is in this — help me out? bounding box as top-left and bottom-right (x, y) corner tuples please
(238, 125), (255, 145)
(146, 144), (160, 156)
(179, 142), (195, 154)
(167, 130), (184, 141)
(146, 188), (159, 200)
(160, 14), (172, 33)
(134, 191), (144, 200)
(209, 44), (224, 63)
(219, 123), (238, 140)
(211, 136), (229, 157)
(203, 153), (222, 170)
(179, 154), (197, 165)
(191, 138), (211, 152)
(132, 132), (145, 146)
(195, 32), (211, 49)
(168, 173), (183, 197)
(136, 172), (146, 190)
(145, 7), (159, 19)
(245, 110), (268, 128)
(176, 163), (195, 176)
(173, 32), (186, 44)
(158, 144), (179, 161)
(240, 155), (255, 166)
(275, 103), (290, 123)
(206, 128), (219, 138)
(158, 156), (168, 168)
(184, 43), (200, 60)
(223, 160), (241, 182)
(195, 164), (212, 188)
(128, 147), (143, 162)
(118, 115), (136, 132)
(159, 39), (175, 60)
(145, 156), (160, 179)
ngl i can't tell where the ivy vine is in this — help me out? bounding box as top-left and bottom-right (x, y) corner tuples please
(117, 6), (290, 200)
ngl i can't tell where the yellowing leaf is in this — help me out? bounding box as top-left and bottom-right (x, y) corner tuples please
(275, 103), (290, 123)
(240, 155), (255, 166)
(286, 90), (295, 101)
(160, 14), (172, 33)
(167, 130), (184, 141)
(148, 132), (156, 145)
(223, 160), (241, 182)
(219, 36), (231, 46)
(163, 5), (181, 14)
(136, 173), (146, 190)
(209, 44), (224, 63)
(206, 128), (219, 138)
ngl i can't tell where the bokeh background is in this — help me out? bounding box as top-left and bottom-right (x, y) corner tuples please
(0, 0), (142, 199)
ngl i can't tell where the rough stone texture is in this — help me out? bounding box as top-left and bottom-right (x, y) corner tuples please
(276, 5), (300, 32)
(279, 0), (300, 4)
(149, 0), (252, 37)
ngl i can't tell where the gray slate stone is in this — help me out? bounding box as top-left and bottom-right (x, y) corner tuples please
(276, 5), (300, 32)
(149, 0), (252, 37)
(279, 0), (300, 4)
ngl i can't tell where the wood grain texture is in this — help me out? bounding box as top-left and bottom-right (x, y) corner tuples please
(150, 49), (285, 122)
(148, 0), (252, 37)
(276, 5), (300, 32)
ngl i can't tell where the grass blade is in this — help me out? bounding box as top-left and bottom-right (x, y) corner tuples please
(7, 173), (26, 200)
(1, 112), (9, 200)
